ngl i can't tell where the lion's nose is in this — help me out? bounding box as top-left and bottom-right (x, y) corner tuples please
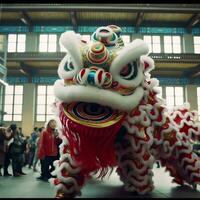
(76, 66), (112, 89)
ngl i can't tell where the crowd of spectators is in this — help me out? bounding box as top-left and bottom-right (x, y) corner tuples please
(0, 118), (61, 182)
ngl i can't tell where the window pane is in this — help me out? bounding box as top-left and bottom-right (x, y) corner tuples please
(5, 95), (13, 104)
(172, 36), (180, 44)
(18, 34), (26, 43)
(17, 43), (25, 52)
(164, 44), (172, 53)
(48, 43), (56, 52)
(37, 105), (46, 114)
(15, 86), (23, 94)
(143, 36), (151, 43)
(173, 44), (181, 53)
(47, 86), (54, 95)
(164, 36), (171, 43)
(148, 45), (152, 53)
(40, 34), (48, 42)
(49, 34), (57, 42)
(166, 87), (174, 95)
(198, 87), (200, 95)
(14, 95), (23, 104)
(7, 43), (16, 52)
(39, 43), (48, 52)
(4, 104), (13, 114)
(8, 34), (17, 42)
(36, 85), (54, 122)
(3, 115), (12, 121)
(5, 85), (14, 94)
(166, 97), (174, 106)
(175, 87), (183, 95)
(153, 44), (161, 53)
(38, 86), (46, 94)
(37, 115), (45, 122)
(194, 36), (200, 44)
(194, 44), (200, 54)
(3, 84), (23, 122)
(175, 97), (183, 105)
(14, 105), (22, 114)
(13, 115), (22, 121)
(152, 36), (160, 43)
(46, 115), (55, 122)
(47, 95), (55, 104)
(37, 95), (46, 105)
(47, 105), (53, 114)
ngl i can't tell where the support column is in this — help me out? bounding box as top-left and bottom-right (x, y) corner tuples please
(182, 34), (194, 53)
(185, 85), (198, 111)
(22, 83), (35, 136)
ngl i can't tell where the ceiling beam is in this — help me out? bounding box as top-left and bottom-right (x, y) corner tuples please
(155, 68), (182, 72)
(135, 12), (144, 33)
(20, 11), (32, 25)
(19, 62), (37, 76)
(186, 13), (200, 33)
(182, 64), (200, 78)
(2, 4), (200, 13)
(20, 11), (33, 32)
(70, 11), (78, 32)
(189, 65), (200, 78)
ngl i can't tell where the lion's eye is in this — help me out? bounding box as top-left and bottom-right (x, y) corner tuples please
(120, 61), (138, 80)
(64, 58), (74, 72)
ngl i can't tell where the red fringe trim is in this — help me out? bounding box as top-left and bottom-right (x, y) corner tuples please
(60, 108), (125, 178)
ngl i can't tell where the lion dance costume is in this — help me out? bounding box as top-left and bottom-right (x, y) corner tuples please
(50, 25), (200, 198)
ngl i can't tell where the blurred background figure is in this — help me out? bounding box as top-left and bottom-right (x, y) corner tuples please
(32, 127), (44, 172)
(18, 127), (24, 137)
(22, 136), (30, 167)
(0, 125), (14, 176)
(27, 127), (38, 169)
(9, 123), (26, 177)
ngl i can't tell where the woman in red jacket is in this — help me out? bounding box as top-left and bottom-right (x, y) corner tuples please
(37, 119), (60, 181)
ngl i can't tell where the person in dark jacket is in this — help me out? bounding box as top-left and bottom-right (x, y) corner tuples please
(9, 124), (26, 176)
(0, 126), (13, 176)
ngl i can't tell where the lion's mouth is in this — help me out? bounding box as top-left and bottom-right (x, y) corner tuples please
(62, 101), (126, 128)
(59, 102), (127, 171)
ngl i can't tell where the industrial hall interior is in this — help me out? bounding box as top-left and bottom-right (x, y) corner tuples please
(0, 3), (200, 198)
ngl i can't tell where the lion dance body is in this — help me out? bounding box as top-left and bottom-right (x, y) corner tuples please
(50, 25), (200, 198)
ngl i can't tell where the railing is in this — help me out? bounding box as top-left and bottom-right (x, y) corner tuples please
(7, 52), (200, 63)
(7, 52), (65, 61)
(149, 53), (200, 63)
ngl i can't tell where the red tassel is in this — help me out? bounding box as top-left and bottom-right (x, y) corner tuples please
(61, 110), (125, 178)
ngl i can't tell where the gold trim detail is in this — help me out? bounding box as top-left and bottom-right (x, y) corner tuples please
(62, 104), (125, 128)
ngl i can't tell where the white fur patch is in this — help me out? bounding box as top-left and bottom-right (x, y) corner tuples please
(58, 54), (81, 80)
(59, 31), (83, 71)
(110, 39), (149, 87)
(140, 55), (155, 73)
(54, 80), (144, 111)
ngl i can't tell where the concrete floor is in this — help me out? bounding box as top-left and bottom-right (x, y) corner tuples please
(0, 164), (199, 198)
